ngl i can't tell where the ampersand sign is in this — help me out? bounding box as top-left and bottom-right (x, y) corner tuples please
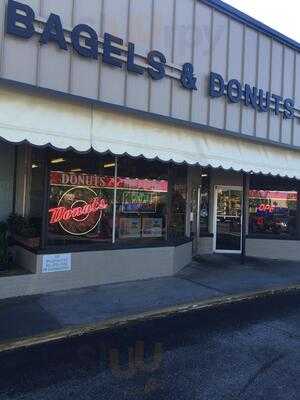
(180, 63), (197, 90)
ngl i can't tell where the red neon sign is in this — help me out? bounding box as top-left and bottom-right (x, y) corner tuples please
(50, 171), (168, 193)
(256, 217), (265, 225)
(257, 204), (275, 213)
(49, 198), (108, 225)
(49, 186), (110, 236)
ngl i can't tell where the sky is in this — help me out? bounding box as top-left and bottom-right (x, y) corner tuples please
(224, 0), (300, 43)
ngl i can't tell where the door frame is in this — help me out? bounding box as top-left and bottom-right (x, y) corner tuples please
(213, 185), (243, 254)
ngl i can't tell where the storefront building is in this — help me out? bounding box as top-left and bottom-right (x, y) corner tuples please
(1, 0), (300, 299)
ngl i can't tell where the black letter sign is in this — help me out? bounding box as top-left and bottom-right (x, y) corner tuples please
(209, 72), (225, 97)
(40, 13), (68, 50)
(180, 63), (197, 90)
(103, 33), (123, 68)
(6, 0), (35, 39)
(127, 42), (144, 75)
(147, 51), (166, 80)
(71, 24), (99, 59)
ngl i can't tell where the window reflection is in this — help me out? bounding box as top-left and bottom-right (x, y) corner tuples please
(48, 151), (115, 245)
(249, 190), (297, 238)
(199, 171), (210, 234)
(47, 153), (187, 246)
(116, 157), (169, 242)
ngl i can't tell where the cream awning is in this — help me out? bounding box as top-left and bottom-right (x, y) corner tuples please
(0, 85), (300, 179)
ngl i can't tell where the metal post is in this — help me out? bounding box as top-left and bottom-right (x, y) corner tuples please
(196, 185), (201, 244)
(296, 183), (300, 240)
(166, 165), (173, 241)
(12, 145), (18, 214)
(112, 156), (118, 244)
(40, 149), (50, 250)
(241, 173), (248, 264)
(186, 167), (192, 239)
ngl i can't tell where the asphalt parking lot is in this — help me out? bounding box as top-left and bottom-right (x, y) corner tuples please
(0, 291), (299, 400)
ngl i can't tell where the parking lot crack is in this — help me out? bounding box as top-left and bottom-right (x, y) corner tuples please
(237, 353), (286, 399)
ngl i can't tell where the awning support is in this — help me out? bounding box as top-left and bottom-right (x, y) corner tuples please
(241, 173), (248, 264)
(40, 150), (50, 250)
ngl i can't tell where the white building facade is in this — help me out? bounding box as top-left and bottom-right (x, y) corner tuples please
(0, 0), (300, 299)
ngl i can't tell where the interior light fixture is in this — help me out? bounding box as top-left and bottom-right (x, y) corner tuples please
(201, 174), (208, 177)
(32, 163), (39, 169)
(70, 168), (82, 172)
(51, 158), (66, 164)
(104, 163), (116, 169)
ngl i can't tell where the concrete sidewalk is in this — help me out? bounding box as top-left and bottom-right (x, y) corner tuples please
(0, 255), (300, 352)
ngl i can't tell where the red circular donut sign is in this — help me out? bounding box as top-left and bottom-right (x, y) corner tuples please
(49, 187), (108, 236)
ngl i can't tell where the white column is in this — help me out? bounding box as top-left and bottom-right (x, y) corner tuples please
(14, 144), (32, 217)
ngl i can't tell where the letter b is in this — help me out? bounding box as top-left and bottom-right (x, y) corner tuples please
(6, 0), (35, 39)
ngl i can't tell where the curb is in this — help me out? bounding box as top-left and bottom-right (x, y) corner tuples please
(0, 284), (300, 355)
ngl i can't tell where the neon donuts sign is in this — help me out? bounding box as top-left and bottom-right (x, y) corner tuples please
(49, 187), (108, 236)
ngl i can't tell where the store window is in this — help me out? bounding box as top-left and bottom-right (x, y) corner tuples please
(9, 146), (189, 250)
(116, 157), (169, 242)
(48, 151), (115, 245)
(8, 146), (44, 249)
(47, 152), (188, 246)
(249, 176), (298, 239)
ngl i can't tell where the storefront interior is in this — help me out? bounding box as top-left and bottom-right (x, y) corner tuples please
(0, 140), (299, 260)
(11, 144), (189, 251)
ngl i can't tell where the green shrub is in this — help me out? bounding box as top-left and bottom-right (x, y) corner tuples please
(7, 214), (41, 238)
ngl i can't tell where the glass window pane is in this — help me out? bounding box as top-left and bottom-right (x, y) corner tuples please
(249, 189), (298, 238)
(216, 189), (242, 251)
(9, 146), (43, 250)
(48, 151), (115, 245)
(116, 157), (169, 243)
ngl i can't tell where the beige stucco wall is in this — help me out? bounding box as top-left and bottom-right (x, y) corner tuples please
(198, 237), (214, 255)
(197, 237), (300, 261)
(173, 242), (193, 274)
(0, 243), (192, 300)
(246, 239), (300, 261)
(14, 246), (38, 274)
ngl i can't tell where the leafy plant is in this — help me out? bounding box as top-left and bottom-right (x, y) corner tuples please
(0, 222), (9, 266)
(7, 214), (41, 238)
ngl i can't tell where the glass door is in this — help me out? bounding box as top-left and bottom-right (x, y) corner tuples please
(214, 186), (243, 253)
